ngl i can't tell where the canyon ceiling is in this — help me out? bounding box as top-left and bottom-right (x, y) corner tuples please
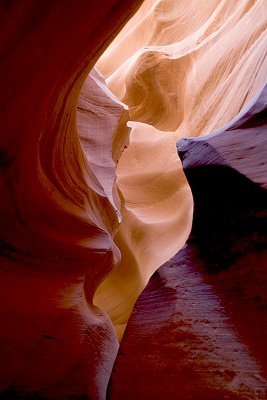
(0, 0), (266, 399)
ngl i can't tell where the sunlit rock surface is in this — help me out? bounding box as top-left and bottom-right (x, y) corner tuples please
(96, 0), (267, 339)
(0, 0), (266, 398)
(97, 0), (267, 134)
(108, 83), (267, 400)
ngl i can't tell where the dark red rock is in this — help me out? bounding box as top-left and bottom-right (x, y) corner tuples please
(0, 1), (143, 399)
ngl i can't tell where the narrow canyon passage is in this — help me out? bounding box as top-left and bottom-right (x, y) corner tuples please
(0, 0), (266, 399)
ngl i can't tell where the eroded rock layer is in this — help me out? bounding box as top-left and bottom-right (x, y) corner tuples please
(0, 1), (142, 399)
(95, 0), (267, 339)
(1, 0), (267, 398)
(98, 0), (267, 134)
(108, 83), (267, 400)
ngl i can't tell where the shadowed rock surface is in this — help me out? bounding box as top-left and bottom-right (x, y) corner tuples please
(108, 84), (267, 399)
(95, 0), (267, 339)
(0, 1), (267, 398)
(0, 1), (142, 399)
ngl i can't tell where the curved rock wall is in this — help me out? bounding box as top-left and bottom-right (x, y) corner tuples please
(97, 0), (267, 134)
(95, 0), (267, 339)
(0, 1), (142, 398)
(0, 0), (266, 398)
(107, 80), (267, 400)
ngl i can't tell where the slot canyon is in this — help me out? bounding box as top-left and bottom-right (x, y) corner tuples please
(0, 0), (266, 399)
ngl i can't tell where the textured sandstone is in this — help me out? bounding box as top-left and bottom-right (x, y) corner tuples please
(98, 0), (267, 134)
(108, 82), (267, 400)
(0, 1), (142, 398)
(95, 0), (267, 339)
(0, 0), (267, 398)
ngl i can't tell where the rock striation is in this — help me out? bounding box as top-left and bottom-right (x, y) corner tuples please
(97, 0), (267, 134)
(96, 0), (267, 339)
(0, 0), (267, 398)
(0, 1), (142, 399)
(108, 82), (267, 400)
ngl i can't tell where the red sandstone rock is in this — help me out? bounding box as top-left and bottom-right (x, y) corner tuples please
(95, 0), (267, 341)
(108, 84), (267, 400)
(1, 0), (267, 398)
(0, 1), (142, 398)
